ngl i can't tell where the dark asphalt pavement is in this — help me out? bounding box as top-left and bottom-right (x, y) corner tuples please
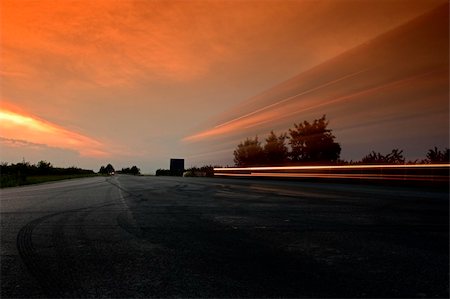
(1, 175), (448, 298)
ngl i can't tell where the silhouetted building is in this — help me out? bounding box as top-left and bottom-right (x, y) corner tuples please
(170, 158), (184, 176)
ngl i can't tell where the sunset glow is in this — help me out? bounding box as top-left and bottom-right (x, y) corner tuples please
(0, 0), (448, 172)
(0, 106), (108, 157)
(183, 69), (445, 142)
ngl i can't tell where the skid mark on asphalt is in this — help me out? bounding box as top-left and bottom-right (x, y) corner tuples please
(73, 194), (125, 297)
(16, 213), (63, 297)
(16, 201), (117, 297)
(51, 212), (84, 296)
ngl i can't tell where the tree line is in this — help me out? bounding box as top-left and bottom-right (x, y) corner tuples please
(156, 165), (216, 177)
(98, 164), (141, 175)
(0, 160), (95, 187)
(0, 161), (143, 188)
(233, 115), (449, 166)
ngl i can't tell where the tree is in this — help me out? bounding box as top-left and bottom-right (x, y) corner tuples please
(288, 115), (341, 163)
(99, 166), (106, 174)
(130, 166), (140, 175)
(264, 131), (288, 165)
(233, 136), (265, 166)
(426, 147), (450, 163)
(386, 149), (405, 164)
(99, 164), (115, 175)
(155, 169), (171, 176)
(37, 160), (52, 174)
(105, 164), (115, 174)
(362, 151), (385, 164)
(119, 166), (141, 175)
(361, 149), (405, 164)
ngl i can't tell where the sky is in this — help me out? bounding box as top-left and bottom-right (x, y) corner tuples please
(0, 0), (448, 173)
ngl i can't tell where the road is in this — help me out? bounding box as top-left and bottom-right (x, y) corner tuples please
(1, 175), (448, 298)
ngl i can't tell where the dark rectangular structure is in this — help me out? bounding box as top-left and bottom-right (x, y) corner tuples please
(170, 158), (185, 176)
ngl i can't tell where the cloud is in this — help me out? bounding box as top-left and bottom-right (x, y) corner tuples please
(1, 0), (303, 86)
(182, 68), (372, 141)
(183, 3), (449, 145)
(0, 103), (109, 157)
(0, 137), (48, 150)
(3, 0), (444, 88)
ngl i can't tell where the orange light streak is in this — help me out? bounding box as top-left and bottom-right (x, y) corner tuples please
(215, 172), (449, 182)
(215, 164), (450, 182)
(214, 164), (450, 171)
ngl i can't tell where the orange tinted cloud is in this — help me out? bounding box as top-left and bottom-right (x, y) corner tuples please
(183, 4), (449, 144)
(184, 69), (446, 142)
(1, 1), (207, 86)
(0, 103), (108, 157)
(0, 0), (311, 86)
(3, 0), (444, 88)
(184, 68), (370, 141)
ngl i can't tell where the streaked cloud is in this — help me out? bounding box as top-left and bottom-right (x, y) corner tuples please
(0, 103), (108, 157)
(183, 69), (372, 141)
(183, 3), (449, 157)
(0, 137), (48, 150)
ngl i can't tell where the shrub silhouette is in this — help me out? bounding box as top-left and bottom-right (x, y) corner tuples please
(233, 136), (265, 167)
(426, 147), (449, 163)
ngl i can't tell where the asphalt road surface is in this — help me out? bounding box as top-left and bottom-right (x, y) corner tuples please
(1, 175), (448, 298)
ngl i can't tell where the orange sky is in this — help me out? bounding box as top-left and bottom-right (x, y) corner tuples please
(0, 0), (448, 172)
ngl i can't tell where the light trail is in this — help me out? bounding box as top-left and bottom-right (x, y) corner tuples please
(214, 164), (450, 182)
(215, 172), (449, 181)
(214, 164), (450, 171)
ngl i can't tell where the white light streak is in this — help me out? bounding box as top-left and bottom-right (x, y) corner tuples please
(214, 164), (450, 171)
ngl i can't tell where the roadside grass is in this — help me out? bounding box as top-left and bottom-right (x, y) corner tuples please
(0, 174), (98, 188)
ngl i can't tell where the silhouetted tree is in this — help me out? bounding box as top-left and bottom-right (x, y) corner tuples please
(99, 166), (106, 174)
(130, 166), (140, 175)
(289, 115), (341, 163)
(1, 160), (93, 187)
(183, 165), (217, 177)
(362, 149), (405, 164)
(233, 136), (265, 166)
(118, 166), (141, 175)
(264, 131), (288, 165)
(155, 169), (171, 176)
(37, 160), (52, 175)
(387, 149), (405, 164)
(119, 167), (130, 174)
(362, 151), (385, 164)
(105, 164), (115, 174)
(426, 147), (450, 163)
(99, 164), (114, 174)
